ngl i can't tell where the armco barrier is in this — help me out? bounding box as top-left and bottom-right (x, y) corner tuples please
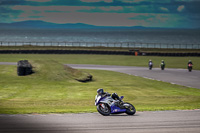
(1, 41), (200, 49)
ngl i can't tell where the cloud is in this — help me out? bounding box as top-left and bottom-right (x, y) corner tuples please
(99, 6), (123, 12)
(10, 5), (169, 14)
(11, 5), (96, 13)
(121, 0), (172, 4)
(177, 5), (185, 12)
(175, 0), (199, 2)
(129, 13), (189, 28)
(25, 0), (52, 2)
(80, 0), (113, 3)
(0, 0), (25, 5)
(160, 7), (169, 12)
(122, 0), (144, 3)
(1, 0), (200, 28)
(0, 6), (22, 23)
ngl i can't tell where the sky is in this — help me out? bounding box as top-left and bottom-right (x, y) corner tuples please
(0, 0), (200, 28)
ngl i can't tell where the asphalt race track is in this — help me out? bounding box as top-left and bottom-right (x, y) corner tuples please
(0, 62), (200, 133)
(67, 64), (200, 89)
(0, 110), (200, 133)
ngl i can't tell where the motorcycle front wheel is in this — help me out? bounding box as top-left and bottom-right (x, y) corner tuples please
(125, 103), (136, 115)
(97, 103), (111, 116)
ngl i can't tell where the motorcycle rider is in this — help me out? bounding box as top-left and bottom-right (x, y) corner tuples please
(148, 59), (153, 69)
(188, 60), (193, 66)
(97, 88), (111, 97)
(188, 60), (193, 71)
(96, 88), (123, 106)
(161, 60), (165, 64)
(160, 60), (165, 70)
(149, 59), (153, 65)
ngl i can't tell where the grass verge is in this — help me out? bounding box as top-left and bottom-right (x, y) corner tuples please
(0, 54), (200, 70)
(0, 60), (200, 114)
(0, 46), (200, 53)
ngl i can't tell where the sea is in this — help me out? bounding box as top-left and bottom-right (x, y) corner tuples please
(0, 29), (200, 49)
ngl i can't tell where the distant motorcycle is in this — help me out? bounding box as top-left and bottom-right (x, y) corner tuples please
(149, 62), (153, 70)
(160, 62), (165, 70)
(188, 64), (192, 72)
(95, 95), (136, 116)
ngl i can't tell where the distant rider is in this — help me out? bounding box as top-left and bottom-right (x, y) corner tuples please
(188, 60), (193, 69)
(160, 60), (165, 69)
(188, 60), (193, 66)
(148, 59), (153, 70)
(149, 60), (153, 66)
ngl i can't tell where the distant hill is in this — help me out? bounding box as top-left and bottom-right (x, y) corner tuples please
(0, 20), (149, 29)
(1, 20), (197, 29)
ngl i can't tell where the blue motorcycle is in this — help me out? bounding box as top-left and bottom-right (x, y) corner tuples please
(95, 95), (136, 116)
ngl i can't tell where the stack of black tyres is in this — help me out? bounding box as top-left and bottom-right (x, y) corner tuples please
(17, 60), (33, 76)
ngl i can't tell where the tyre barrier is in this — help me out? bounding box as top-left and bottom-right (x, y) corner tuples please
(0, 50), (135, 55)
(17, 60), (33, 76)
(0, 50), (199, 56)
(141, 52), (200, 57)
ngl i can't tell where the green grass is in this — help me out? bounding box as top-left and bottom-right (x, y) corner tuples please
(0, 60), (200, 114)
(29, 60), (91, 82)
(0, 54), (200, 70)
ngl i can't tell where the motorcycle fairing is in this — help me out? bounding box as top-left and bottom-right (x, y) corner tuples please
(110, 103), (126, 114)
(95, 95), (113, 106)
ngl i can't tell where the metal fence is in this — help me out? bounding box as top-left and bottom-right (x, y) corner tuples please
(0, 41), (200, 49)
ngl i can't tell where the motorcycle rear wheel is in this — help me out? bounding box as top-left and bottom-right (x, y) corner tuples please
(97, 103), (111, 116)
(125, 103), (136, 115)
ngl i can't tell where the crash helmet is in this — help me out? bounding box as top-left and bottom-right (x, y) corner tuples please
(149, 59), (152, 62)
(97, 88), (104, 95)
(162, 60), (164, 63)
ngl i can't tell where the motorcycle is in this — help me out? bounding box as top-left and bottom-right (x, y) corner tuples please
(188, 64), (192, 72)
(149, 62), (153, 70)
(161, 63), (165, 70)
(95, 95), (136, 116)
